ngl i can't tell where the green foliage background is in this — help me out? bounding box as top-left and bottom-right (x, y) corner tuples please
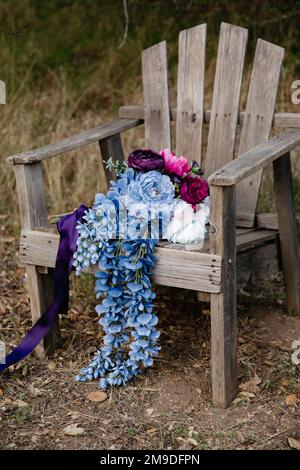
(1, 0), (300, 107)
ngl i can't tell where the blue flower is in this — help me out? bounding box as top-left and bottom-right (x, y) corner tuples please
(127, 282), (143, 292)
(128, 170), (174, 205)
(137, 313), (153, 325)
(108, 287), (123, 297)
(74, 218), (160, 388)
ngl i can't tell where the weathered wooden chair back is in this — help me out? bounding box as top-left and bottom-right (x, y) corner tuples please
(142, 22), (284, 227)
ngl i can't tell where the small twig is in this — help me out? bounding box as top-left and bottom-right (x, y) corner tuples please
(124, 386), (159, 392)
(65, 409), (98, 421)
(155, 357), (179, 367)
(254, 13), (300, 26)
(221, 419), (252, 433)
(0, 327), (21, 331)
(118, 0), (129, 49)
(258, 428), (288, 445)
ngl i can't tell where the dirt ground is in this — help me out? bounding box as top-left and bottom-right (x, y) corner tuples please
(0, 223), (300, 450)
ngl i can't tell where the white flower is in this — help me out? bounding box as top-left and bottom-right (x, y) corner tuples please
(165, 198), (210, 244)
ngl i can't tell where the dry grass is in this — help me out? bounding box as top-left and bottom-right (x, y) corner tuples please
(1, 1), (300, 236)
(1, 66), (300, 233)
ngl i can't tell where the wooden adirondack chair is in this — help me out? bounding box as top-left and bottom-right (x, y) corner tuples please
(7, 22), (300, 407)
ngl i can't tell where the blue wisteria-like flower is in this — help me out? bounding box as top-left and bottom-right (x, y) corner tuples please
(75, 232), (159, 389)
(72, 148), (209, 391)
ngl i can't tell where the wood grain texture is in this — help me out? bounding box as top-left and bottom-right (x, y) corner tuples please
(7, 119), (141, 165)
(14, 163), (59, 357)
(119, 105), (300, 129)
(20, 226), (277, 259)
(236, 39), (285, 226)
(210, 185), (238, 407)
(99, 133), (124, 185)
(142, 41), (171, 150)
(176, 24), (206, 164)
(19, 230), (222, 293)
(159, 227), (277, 254)
(205, 23), (248, 176)
(208, 128), (300, 186)
(255, 212), (300, 232)
(273, 152), (300, 314)
(237, 241), (280, 288)
(235, 229), (277, 251)
(200, 239), (281, 303)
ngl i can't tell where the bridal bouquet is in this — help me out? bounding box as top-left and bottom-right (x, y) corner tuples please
(73, 148), (209, 388)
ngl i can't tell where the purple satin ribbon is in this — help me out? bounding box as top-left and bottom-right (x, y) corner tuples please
(0, 204), (87, 373)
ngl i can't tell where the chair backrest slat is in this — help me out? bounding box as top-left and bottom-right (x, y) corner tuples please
(236, 39), (284, 227)
(176, 24), (206, 165)
(205, 22), (248, 176)
(140, 23), (285, 226)
(142, 41), (171, 151)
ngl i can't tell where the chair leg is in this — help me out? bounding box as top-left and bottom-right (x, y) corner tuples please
(26, 265), (59, 358)
(210, 185), (238, 407)
(210, 291), (237, 408)
(273, 152), (300, 315)
(15, 163), (60, 357)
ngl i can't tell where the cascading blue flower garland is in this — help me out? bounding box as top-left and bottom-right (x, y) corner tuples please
(72, 149), (210, 389)
(0, 148), (209, 379)
(73, 169), (160, 388)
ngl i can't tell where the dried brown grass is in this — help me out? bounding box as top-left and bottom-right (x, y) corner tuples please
(0, 31), (300, 236)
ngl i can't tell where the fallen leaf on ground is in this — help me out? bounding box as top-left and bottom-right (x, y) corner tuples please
(240, 391), (256, 399)
(239, 376), (261, 394)
(63, 423), (85, 436)
(31, 435), (39, 444)
(186, 437), (198, 447)
(288, 437), (300, 450)
(146, 428), (157, 435)
(0, 388), (3, 397)
(29, 384), (43, 397)
(236, 431), (245, 442)
(232, 396), (244, 405)
(14, 399), (28, 408)
(47, 361), (56, 371)
(145, 408), (154, 417)
(86, 391), (108, 403)
(285, 394), (299, 407)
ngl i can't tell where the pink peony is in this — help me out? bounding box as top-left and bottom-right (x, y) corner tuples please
(160, 148), (191, 178)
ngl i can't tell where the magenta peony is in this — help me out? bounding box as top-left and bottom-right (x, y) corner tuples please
(160, 148), (191, 178)
(179, 174), (209, 205)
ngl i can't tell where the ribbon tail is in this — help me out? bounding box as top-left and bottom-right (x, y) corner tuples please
(0, 204), (87, 373)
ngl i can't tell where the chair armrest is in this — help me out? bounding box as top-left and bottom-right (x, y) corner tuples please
(6, 118), (142, 165)
(208, 128), (300, 186)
